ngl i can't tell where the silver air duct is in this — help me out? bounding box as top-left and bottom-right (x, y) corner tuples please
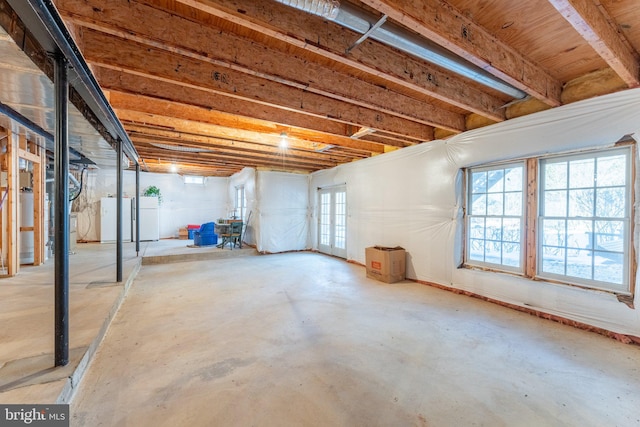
(275, 0), (527, 99)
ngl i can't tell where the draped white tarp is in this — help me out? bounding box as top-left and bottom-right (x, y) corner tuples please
(255, 171), (310, 253)
(310, 88), (640, 337)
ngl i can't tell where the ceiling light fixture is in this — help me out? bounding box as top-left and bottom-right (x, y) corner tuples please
(279, 132), (288, 149)
(170, 163), (178, 173)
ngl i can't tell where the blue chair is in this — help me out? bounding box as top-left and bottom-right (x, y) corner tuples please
(193, 222), (218, 246)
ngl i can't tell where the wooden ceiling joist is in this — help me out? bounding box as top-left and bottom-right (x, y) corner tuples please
(135, 144), (323, 172)
(81, 29), (436, 141)
(131, 135), (349, 168)
(548, 0), (640, 87)
(170, 0), (509, 121)
(358, 0), (563, 106)
(58, 0), (465, 132)
(45, 0), (640, 177)
(106, 90), (383, 154)
(125, 126), (367, 163)
(97, 70), (363, 145)
(113, 108), (381, 155)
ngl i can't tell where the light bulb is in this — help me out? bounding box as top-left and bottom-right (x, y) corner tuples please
(279, 132), (288, 149)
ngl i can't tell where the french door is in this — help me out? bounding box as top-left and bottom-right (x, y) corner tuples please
(318, 185), (347, 258)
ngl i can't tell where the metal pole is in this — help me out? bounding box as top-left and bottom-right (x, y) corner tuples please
(135, 163), (140, 256)
(116, 138), (123, 282)
(54, 52), (69, 367)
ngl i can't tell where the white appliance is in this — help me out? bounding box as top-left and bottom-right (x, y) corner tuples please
(99, 197), (132, 243)
(135, 196), (159, 241)
(19, 192), (34, 264)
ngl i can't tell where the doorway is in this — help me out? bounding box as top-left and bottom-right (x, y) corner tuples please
(317, 185), (347, 258)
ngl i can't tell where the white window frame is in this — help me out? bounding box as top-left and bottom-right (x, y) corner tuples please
(183, 175), (205, 185)
(465, 161), (526, 273)
(464, 145), (635, 295)
(537, 147), (632, 293)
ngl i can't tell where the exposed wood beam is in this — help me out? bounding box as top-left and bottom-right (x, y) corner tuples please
(140, 158), (239, 176)
(124, 125), (367, 163)
(56, 0), (465, 132)
(114, 109), (382, 163)
(547, 0), (640, 87)
(107, 90), (386, 153)
(96, 69), (365, 146)
(131, 135), (345, 168)
(358, 0), (562, 106)
(134, 144), (322, 171)
(81, 30), (435, 142)
(170, 0), (507, 121)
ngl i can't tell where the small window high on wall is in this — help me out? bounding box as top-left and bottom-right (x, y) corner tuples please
(464, 145), (634, 295)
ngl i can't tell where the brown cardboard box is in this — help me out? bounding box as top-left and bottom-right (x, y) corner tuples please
(365, 246), (406, 283)
(178, 227), (188, 240)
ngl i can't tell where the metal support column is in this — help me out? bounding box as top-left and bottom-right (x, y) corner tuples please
(116, 138), (123, 283)
(54, 53), (69, 367)
(135, 163), (140, 256)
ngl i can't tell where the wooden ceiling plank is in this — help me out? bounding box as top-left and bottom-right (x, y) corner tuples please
(358, 0), (562, 106)
(131, 135), (344, 167)
(117, 110), (374, 163)
(80, 29), (435, 141)
(170, 0), (507, 121)
(547, 0), (639, 87)
(56, 0), (465, 132)
(105, 88), (384, 153)
(96, 69), (369, 148)
(124, 125), (367, 162)
(135, 145), (322, 171)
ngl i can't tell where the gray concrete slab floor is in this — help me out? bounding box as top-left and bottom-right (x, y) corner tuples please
(71, 252), (640, 426)
(0, 241), (144, 403)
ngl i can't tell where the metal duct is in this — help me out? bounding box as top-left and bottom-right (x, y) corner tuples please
(275, 0), (527, 99)
(276, 0), (340, 19)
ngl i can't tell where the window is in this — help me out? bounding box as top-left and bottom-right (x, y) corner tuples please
(184, 175), (205, 185)
(465, 146), (633, 294)
(466, 163), (525, 271)
(235, 186), (247, 221)
(539, 149), (631, 292)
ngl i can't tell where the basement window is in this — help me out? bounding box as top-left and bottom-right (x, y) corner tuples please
(184, 175), (205, 185)
(464, 145), (634, 295)
(466, 162), (525, 272)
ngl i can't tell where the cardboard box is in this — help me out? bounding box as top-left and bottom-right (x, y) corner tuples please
(178, 227), (189, 240)
(365, 246), (406, 283)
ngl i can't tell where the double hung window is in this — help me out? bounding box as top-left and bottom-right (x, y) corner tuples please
(465, 146), (633, 294)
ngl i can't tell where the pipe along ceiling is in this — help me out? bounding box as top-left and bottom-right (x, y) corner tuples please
(274, 0), (527, 99)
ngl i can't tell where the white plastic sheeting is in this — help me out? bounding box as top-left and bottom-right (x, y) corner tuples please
(75, 170), (229, 240)
(227, 168), (309, 253)
(257, 171), (311, 252)
(228, 167), (257, 245)
(311, 88), (640, 337)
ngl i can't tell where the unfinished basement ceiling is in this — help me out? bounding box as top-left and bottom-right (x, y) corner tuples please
(3, 0), (640, 176)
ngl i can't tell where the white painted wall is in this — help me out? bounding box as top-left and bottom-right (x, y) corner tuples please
(74, 169), (229, 241)
(310, 88), (640, 337)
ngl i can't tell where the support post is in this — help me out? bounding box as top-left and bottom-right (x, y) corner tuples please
(116, 138), (123, 282)
(135, 163), (140, 256)
(54, 53), (69, 367)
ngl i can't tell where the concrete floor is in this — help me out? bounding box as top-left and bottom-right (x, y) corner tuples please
(0, 241), (143, 403)
(0, 238), (246, 404)
(70, 251), (640, 427)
